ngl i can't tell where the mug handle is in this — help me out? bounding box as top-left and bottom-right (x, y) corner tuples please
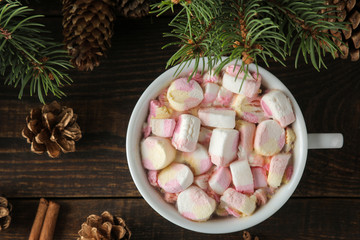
(307, 133), (343, 149)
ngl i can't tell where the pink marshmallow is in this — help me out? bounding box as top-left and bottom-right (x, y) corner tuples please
(251, 167), (267, 189)
(248, 153), (265, 167)
(209, 167), (232, 195)
(231, 94), (267, 123)
(267, 153), (291, 188)
(209, 128), (239, 167)
(230, 159), (254, 194)
(177, 186), (216, 222)
(194, 173), (211, 190)
(261, 90), (295, 127)
(178, 143), (212, 175)
(150, 118), (176, 138)
(198, 107), (236, 129)
(147, 100), (172, 123)
(158, 163), (194, 193)
(236, 120), (256, 160)
(203, 69), (221, 84)
(220, 188), (256, 216)
(222, 65), (261, 98)
(282, 164), (294, 184)
(254, 120), (285, 156)
(253, 188), (268, 206)
(167, 78), (204, 111)
(147, 170), (158, 187)
(172, 114), (201, 152)
(213, 87), (233, 107)
(164, 192), (178, 204)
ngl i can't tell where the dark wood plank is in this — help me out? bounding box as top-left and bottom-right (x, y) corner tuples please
(0, 198), (358, 240)
(0, 17), (359, 198)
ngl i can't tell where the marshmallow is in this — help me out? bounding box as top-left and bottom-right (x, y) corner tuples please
(147, 170), (158, 187)
(148, 100), (173, 122)
(220, 188), (256, 216)
(209, 128), (239, 166)
(235, 120), (256, 160)
(251, 167), (267, 189)
(158, 87), (171, 107)
(172, 114), (201, 152)
(230, 159), (254, 194)
(198, 107), (236, 129)
(253, 188), (268, 206)
(141, 136), (176, 170)
(203, 68), (221, 84)
(213, 87), (233, 107)
(231, 94), (267, 123)
(254, 120), (285, 156)
(164, 192), (178, 203)
(282, 164), (293, 184)
(177, 186), (216, 221)
(150, 118), (176, 138)
(177, 143), (212, 175)
(158, 163), (194, 193)
(209, 167), (232, 195)
(167, 78), (204, 111)
(261, 90), (295, 127)
(194, 173), (210, 190)
(267, 153), (291, 188)
(284, 127), (296, 152)
(222, 65), (261, 98)
(188, 70), (204, 84)
(198, 127), (212, 146)
(201, 83), (220, 106)
(247, 153), (265, 167)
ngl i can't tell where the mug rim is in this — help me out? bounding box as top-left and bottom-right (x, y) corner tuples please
(126, 58), (308, 233)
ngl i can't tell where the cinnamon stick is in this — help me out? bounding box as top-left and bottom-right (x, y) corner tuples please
(29, 198), (49, 240)
(39, 201), (60, 240)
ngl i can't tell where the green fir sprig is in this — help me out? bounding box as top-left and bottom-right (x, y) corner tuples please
(151, 0), (347, 77)
(0, 0), (72, 103)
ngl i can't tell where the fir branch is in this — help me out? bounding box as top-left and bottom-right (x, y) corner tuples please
(152, 0), (348, 79)
(0, 0), (72, 103)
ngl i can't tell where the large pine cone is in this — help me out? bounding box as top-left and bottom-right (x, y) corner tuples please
(78, 211), (131, 240)
(116, 0), (149, 18)
(22, 101), (82, 158)
(62, 0), (116, 71)
(0, 196), (12, 231)
(328, 0), (360, 61)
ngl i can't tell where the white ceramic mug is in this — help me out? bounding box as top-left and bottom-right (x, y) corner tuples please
(126, 58), (343, 234)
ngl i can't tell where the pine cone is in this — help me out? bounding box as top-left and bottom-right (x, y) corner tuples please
(62, 0), (116, 71)
(116, 0), (149, 18)
(328, 0), (360, 61)
(78, 211), (131, 240)
(22, 101), (82, 158)
(0, 196), (12, 231)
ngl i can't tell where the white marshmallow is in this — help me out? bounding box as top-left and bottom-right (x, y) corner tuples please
(222, 66), (261, 98)
(209, 167), (232, 195)
(150, 118), (176, 138)
(254, 120), (285, 156)
(261, 90), (295, 127)
(230, 159), (254, 194)
(177, 186), (216, 221)
(202, 83), (220, 106)
(231, 94), (267, 123)
(209, 128), (239, 166)
(198, 107), (236, 129)
(167, 78), (204, 111)
(213, 87), (233, 107)
(194, 173), (210, 190)
(177, 143), (212, 175)
(158, 163), (194, 193)
(141, 136), (176, 170)
(203, 68), (221, 84)
(267, 153), (291, 188)
(220, 188), (256, 216)
(172, 114), (201, 152)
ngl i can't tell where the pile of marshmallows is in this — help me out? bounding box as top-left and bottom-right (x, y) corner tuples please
(140, 65), (296, 222)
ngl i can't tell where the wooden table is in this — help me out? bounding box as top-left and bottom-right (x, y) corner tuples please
(1, 2), (359, 239)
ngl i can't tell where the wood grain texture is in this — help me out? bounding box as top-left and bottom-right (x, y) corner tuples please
(0, 198), (359, 240)
(0, 4), (359, 239)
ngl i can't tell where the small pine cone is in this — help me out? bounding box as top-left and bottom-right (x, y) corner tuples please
(116, 0), (149, 18)
(328, 0), (360, 61)
(22, 101), (82, 158)
(77, 211), (131, 240)
(62, 0), (116, 71)
(0, 196), (12, 231)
